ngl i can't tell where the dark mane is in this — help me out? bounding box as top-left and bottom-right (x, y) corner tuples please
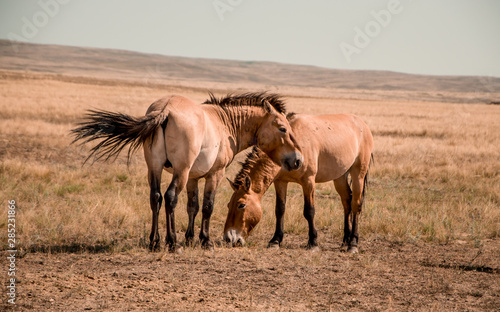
(233, 146), (279, 193)
(203, 92), (287, 115)
(233, 146), (264, 188)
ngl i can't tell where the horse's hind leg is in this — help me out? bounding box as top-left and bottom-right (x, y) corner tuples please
(144, 131), (167, 251)
(334, 174), (352, 251)
(164, 169), (190, 252)
(148, 170), (162, 251)
(185, 178), (199, 246)
(346, 161), (369, 253)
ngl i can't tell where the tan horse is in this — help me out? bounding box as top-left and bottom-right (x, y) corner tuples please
(72, 92), (303, 251)
(224, 113), (373, 253)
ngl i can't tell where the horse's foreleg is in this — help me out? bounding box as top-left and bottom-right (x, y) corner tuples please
(164, 170), (189, 252)
(302, 178), (318, 249)
(185, 179), (199, 246)
(148, 171), (162, 251)
(199, 171), (223, 249)
(334, 175), (352, 251)
(268, 181), (288, 248)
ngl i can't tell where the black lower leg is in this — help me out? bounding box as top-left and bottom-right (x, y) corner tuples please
(343, 214), (351, 247)
(165, 184), (178, 251)
(185, 183), (199, 244)
(342, 197), (352, 247)
(349, 213), (359, 248)
(304, 203), (318, 248)
(269, 195), (286, 247)
(199, 190), (215, 248)
(149, 184), (162, 251)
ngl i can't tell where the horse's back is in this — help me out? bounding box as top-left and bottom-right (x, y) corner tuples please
(286, 113), (372, 182)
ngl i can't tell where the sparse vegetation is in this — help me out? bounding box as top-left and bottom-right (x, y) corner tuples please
(0, 71), (499, 251)
(0, 70), (499, 311)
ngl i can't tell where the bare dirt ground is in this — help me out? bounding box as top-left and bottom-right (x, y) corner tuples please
(3, 236), (499, 311)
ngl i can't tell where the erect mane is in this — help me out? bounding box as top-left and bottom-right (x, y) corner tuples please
(233, 146), (265, 189)
(203, 92), (287, 115)
(233, 146), (278, 192)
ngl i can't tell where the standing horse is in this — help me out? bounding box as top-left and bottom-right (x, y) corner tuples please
(72, 92), (303, 251)
(224, 113), (373, 253)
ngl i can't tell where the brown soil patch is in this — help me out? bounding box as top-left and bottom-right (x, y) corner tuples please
(5, 236), (499, 311)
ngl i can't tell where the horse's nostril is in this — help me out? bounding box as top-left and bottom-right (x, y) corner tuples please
(235, 238), (245, 247)
(224, 231), (232, 243)
(295, 159), (302, 168)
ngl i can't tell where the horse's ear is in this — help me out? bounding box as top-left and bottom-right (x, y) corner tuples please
(263, 100), (279, 116)
(243, 175), (252, 192)
(226, 177), (238, 191)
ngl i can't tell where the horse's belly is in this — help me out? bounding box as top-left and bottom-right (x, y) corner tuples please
(314, 166), (348, 183)
(315, 153), (356, 182)
(189, 144), (220, 179)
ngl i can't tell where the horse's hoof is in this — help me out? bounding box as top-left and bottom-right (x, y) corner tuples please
(347, 246), (359, 254)
(184, 238), (195, 248)
(201, 239), (214, 251)
(149, 242), (160, 252)
(167, 242), (178, 253)
(267, 242), (280, 249)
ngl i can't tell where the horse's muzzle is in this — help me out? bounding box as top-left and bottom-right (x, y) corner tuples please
(282, 152), (303, 171)
(224, 229), (246, 247)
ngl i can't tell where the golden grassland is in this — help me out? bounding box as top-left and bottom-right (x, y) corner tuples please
(0, 72), (499, 252)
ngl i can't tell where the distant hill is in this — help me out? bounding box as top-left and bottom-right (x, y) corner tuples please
(0, 40), (498, 103)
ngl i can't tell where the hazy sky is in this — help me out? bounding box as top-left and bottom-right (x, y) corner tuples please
(1, 0), (499, 77)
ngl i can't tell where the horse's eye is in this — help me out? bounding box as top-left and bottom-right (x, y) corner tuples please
(279, 127), (287, 134)
(238, 203), (246, 210)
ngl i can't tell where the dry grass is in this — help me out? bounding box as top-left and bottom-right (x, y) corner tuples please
(0, 71), (499, 252)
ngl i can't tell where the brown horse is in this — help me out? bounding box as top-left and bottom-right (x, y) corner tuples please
(72, 92), (303, 251)
(224, 113), (373, 253)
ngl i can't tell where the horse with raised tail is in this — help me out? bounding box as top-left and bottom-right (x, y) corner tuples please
(72, 92), (303, 251)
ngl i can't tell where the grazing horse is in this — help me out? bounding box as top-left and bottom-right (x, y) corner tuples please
(72, 92), (303, 251)
(224, 113), (373, 253)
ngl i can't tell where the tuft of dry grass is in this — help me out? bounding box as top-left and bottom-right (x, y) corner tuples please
(0, 72), (499, 252)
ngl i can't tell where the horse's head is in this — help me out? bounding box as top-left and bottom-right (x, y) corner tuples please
(257, 101), (303, 171)
(223, 175), (262, 247)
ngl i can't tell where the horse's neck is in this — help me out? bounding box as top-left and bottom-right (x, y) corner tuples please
(209, 106), (266, 154)
(249, 156), (280, 196)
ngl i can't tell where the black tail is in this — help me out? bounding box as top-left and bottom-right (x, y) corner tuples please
(361, 153), (374, 204)
(71, 109), (167, 164)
